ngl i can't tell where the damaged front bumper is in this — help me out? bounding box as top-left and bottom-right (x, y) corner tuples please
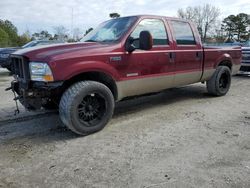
(7, 79), (63, 110)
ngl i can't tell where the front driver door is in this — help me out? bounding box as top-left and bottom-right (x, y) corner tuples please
(119, 18), (175, 98)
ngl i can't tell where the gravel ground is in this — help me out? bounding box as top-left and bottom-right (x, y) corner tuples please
(0, 69), (250, 188)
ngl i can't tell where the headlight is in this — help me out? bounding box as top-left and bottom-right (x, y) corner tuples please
(0, 53), (10, 58)
(29, 62), (54, 82)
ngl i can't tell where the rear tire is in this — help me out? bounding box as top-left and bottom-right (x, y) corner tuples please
(206, 66), (231, 96)
(59, 81), (114, 135)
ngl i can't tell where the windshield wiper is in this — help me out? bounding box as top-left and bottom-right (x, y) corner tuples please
(101, 39), (115, 43)
(84, 39), (116, 43)
(84, 39), (98, 42)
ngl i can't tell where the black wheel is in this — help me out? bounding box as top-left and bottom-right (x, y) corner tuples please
(59, 81), (114, 135)
(206, 66), (231, 96)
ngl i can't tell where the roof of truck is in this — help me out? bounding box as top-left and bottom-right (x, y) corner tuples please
(118, 15), (190, 22)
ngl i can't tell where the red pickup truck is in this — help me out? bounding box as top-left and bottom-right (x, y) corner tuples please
(9, 15), (241, 135)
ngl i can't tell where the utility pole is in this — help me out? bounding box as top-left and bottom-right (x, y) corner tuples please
(71, 8), (74, 39)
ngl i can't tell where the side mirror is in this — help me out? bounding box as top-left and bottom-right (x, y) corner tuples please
(125, 30), (153, 53)
(139, 31), (153, 50)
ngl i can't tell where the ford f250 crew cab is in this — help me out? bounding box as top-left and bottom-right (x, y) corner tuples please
(8, 15), (241, 135)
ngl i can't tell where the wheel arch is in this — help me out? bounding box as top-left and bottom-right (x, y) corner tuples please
(215, 53), (233, 71)
(217, 60), (232, 71)
(62, 71), (118, 100)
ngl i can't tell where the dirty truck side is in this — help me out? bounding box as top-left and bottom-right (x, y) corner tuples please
(9, 15), (241, 135)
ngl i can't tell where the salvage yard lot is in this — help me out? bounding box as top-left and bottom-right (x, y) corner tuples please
(0, 69), (50, 122)
(0, 68), (250, 187)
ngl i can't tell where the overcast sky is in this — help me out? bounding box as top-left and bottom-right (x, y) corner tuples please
(0, 0), (249, 35)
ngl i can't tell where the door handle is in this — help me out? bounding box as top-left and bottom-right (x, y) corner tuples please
(196, 52), (202, 60)
(168, 52), (176, 63)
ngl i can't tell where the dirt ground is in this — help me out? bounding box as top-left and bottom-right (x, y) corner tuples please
(0, 68), (250, 188)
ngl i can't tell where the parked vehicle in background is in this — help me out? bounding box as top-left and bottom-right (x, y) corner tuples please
(0, 47), (20, 70)
(0, 40), (64, 71)
(240, 40), (250, 73)
(8, 15), (241, 135)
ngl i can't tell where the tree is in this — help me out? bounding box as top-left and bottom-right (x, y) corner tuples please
(40, 30), (52, 39)
(178, 4), (220, 42)
(221, 15), (235, 40)
(109, 13), (120, 19)
(0, 19), (19, 46)
(17, 32), (31, 46)
(0, 28), (9, 47)
(73, 28), (83, 41)
(0, 20), (31, 47)
(53, 26), (68, 41)
(84, 28), (93, 36)
(222, 13), (250, 41)
(32, 30), (52, 40)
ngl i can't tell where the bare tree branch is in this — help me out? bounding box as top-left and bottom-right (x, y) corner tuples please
(177, 4), (220, 42)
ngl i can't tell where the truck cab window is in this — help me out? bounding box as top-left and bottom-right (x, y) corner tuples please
(170, 21), (196, 45)
(130, 19), (168, 47)
(82, 16), (138, 43)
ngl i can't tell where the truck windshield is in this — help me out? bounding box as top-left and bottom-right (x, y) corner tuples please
(22, 41), (38, 48)
(81, 17), (137, 43)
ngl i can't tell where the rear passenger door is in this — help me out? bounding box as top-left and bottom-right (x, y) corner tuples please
(169, 20), (203, 86)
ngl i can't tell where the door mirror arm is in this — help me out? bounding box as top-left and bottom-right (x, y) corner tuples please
(125, 37), (139, 53)
(125, 31), (153, 53)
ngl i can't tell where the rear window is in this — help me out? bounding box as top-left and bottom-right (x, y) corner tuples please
(170, 21), (196, 45)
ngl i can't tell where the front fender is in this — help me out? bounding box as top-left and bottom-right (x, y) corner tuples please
(50, 60), (121, 81)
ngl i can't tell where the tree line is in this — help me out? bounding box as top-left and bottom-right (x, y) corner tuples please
(0, 22), (94, 48)
(0, 13), (120, 48)
(0, 8), (249, 48)
(0, 21), (97, 48)
(0, 20), (30, 47)
(178, 4), (250, 43)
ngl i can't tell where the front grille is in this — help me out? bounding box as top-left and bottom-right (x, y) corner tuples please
(11, 56), (29, 81)
(240, 66), (250, 72)
(242, 53), (250, 61)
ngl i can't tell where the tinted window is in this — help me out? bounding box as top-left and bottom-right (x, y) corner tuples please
(170, 21), (196, 45)
(130, 19), (168, 46)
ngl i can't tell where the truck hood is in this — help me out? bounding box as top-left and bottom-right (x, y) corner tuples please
(12, 42), (115, 62)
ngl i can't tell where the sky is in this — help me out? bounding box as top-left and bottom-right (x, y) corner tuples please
(0, 0), (249, 35)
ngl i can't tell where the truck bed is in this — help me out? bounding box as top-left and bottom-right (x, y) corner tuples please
(202, 46), (242, 79)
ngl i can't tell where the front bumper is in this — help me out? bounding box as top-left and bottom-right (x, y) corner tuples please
(10, 79), (63, 110)
(240, 65), (250, 72)
(240, 59), (250, 72)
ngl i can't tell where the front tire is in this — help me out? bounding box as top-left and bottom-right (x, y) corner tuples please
(206, 66), (231, 96)
(59, 81), (114, 135)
